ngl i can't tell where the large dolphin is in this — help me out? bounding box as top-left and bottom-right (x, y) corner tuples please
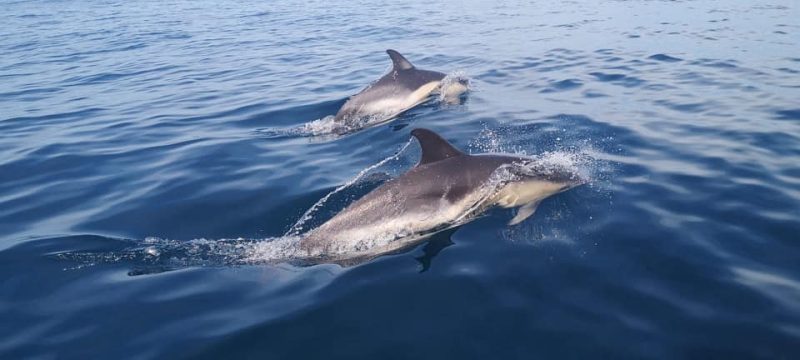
(333, 50), (468, 130)
(297, 128), (584, 263)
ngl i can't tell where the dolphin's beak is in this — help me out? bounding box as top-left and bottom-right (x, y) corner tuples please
(565, 176), (588, 190)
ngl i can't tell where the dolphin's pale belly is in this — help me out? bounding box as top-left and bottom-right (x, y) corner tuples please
(342, 81), (441, 120)
(299, 187), (487, 260)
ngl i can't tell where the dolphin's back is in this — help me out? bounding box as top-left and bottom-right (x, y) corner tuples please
(395, 68), (446, 92)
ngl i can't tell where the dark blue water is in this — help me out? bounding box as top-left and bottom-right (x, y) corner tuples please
(2, 0), (799, 358)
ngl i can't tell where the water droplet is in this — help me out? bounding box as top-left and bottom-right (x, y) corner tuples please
(144, 247), (160, 257)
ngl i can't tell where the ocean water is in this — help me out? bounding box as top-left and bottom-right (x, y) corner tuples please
(2, 0), (799, 358)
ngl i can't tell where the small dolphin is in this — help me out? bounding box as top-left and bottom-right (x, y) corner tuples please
(298, 128), (584, 263)
(333, 50), (468, 130)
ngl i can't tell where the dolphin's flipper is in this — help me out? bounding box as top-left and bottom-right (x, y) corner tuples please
(411, 128), (465, 165)
(387, 49), (415, 70)
(509, 201), (540, 225)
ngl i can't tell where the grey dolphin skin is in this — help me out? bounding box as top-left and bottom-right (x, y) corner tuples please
(298, 128), (584, 264)
(333, 50), (468, 128)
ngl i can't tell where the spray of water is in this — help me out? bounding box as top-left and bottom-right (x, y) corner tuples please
(284, 138), (413, 236)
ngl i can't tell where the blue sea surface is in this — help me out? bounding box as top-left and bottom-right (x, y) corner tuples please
(2, 0), (799, 358)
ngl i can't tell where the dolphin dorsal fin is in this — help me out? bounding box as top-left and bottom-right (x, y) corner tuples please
(387, 49), (414, 70)
(411, 128), (464, 165)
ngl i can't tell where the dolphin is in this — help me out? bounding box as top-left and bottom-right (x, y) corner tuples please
(333, 50), (468, 130)
(297, 128), (584, 263)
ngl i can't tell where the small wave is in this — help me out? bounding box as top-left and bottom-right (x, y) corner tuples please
(539, 79), (583, 93)
(648, 54), (683, 62)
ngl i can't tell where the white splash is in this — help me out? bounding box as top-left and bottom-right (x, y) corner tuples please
(299, 115), (339, 136)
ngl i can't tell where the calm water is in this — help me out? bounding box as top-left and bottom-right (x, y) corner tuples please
(2, 0), (799, 358)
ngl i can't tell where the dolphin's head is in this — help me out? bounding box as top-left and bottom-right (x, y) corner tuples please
(511, 153), (586, 189)
(488, 154), (585, 224)
(439, 77), (469, 102)
(408, 128), (583, 226)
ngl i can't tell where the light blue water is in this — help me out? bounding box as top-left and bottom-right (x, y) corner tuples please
(1, 0), (799, 358)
